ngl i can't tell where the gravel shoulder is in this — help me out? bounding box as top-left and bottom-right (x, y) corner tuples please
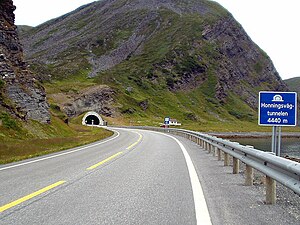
(178, 135), (300, 225)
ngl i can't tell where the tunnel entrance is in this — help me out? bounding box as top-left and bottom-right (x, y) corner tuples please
(82, 112), (105, 126)
(85, 115), (100, 125)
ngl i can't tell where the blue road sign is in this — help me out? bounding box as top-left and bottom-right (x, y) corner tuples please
(259, 91), (297, 126)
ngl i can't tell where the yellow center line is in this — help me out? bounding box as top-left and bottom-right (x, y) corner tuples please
(86, 152), (123, 170)
(126, 133), (143, 150)
(86, 132), (142, 170)
(0, 180), (66, 213)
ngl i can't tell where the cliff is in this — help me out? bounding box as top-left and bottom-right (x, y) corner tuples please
(0, 0), (50, 123)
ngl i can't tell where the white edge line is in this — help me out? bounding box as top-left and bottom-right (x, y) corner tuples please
(151, 131), (212, 225)
(0, 130), (120, 171)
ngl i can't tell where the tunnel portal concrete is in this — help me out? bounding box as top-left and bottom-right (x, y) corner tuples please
(82, 112), (105, 126)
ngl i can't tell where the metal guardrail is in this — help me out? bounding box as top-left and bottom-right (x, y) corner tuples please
(118, 126), (300, 204)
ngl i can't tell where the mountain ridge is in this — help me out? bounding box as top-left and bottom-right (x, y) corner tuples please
(19, 0), (288, 126)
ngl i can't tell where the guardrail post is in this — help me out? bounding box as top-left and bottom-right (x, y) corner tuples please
(208, 144), (211, 153)
(224, 152), (229, 166)
(217, 148), (222, 161)
(245, 165), (253, 186)
(213, 146), (217, 157)
(233, 157), (239, 174)
(266, 176), (276, 204)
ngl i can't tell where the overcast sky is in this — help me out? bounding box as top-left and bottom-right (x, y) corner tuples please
(13, 0), (300, 80)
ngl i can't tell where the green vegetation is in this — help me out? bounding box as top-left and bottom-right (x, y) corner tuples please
(285, 77), (300, 96)
(224, 92), (255, 121)
(0, 113), (19, 130)
(254, 62), (263, 74)
(0, 79), (4, 101)
(44, 70), (96, 95)
(91, 27), (135, 57)
(0, 79), (4, 89)
(0, 112), (113, 164)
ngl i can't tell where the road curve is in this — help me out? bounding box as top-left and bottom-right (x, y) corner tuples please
(0, 128), (211, 225)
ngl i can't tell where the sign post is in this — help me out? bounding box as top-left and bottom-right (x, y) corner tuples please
(258, 91), (297, 156)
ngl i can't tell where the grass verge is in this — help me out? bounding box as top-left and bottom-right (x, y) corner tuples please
(0, 116), (113, 164)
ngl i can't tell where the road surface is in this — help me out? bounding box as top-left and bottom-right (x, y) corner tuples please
(0, 128), (299, 224)
(0, 128), (210, 225)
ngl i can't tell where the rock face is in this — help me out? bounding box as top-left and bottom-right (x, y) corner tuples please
(63, 85), (115, 118)
(0, 0), (50, 123)
(201, 17), (288, 108)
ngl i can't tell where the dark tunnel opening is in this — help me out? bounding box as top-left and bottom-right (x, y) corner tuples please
(85, 115), (100, 125)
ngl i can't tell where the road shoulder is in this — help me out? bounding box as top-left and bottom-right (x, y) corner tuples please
(176, 135), (300, 225)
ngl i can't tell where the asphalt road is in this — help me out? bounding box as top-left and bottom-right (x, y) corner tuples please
(1, 128), (299, 225)
(0, 128), (211, 225)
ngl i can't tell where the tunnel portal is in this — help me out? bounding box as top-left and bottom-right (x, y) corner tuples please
(85, 115), (100, 125)
(82, 112), (105, 126)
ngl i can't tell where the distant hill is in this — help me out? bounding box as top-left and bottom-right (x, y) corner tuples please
(17, 25), (33, 34)
(284, 77), (300, 96)
(18, 0), (288, 127)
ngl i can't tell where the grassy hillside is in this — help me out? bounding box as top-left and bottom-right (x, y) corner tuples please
(285, 77), (300, 96)
(17, 25), (33, 33)
(0, 112), (113, 164)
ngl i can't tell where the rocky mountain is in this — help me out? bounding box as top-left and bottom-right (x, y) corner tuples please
(19, 0), (288, 125)
(0, 0), (50, 123)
